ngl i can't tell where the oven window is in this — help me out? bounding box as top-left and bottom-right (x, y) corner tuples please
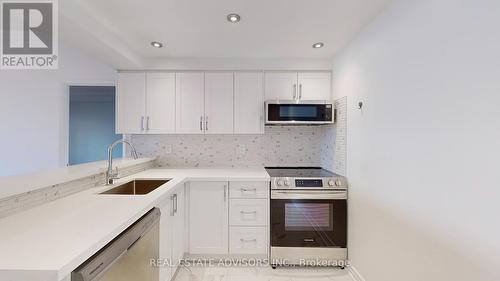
(279, 105), (318, 118)
(271, 198), (347, 248)
(285, 203), (333, 231)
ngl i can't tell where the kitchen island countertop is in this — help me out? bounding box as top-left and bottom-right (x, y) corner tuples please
(0, 168), (270, 281)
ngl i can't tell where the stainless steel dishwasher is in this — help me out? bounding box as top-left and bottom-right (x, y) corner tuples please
(72, 208), (160, 281)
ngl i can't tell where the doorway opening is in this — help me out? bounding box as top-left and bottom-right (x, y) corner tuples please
(68, 86), (122, 165)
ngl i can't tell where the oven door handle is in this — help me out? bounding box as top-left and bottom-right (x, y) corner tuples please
(271, 190), (347, 200)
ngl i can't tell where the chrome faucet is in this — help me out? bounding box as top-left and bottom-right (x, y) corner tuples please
(106, 139), (139, 185)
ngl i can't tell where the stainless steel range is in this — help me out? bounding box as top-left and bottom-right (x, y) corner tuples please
(267, 167), (348, 268)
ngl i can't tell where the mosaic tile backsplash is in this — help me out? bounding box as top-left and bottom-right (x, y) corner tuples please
(130, 97), (348, 175)
(129, 98), (347, 175)
(332, 97), (347, 175)
(130, 126), (329, 168)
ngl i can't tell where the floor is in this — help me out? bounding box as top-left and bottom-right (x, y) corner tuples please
(173, 265), (355, 281)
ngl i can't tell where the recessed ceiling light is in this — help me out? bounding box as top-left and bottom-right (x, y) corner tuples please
(312, 42), (324, 49)
(227, 13), (241, 23)
(151, 41), (164, 48)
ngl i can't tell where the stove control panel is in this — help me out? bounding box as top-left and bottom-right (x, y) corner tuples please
(295, 179), (323, 187)
(271, 177), (347, 190)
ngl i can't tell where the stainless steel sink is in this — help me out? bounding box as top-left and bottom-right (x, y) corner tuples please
(99, 179), (170, 195)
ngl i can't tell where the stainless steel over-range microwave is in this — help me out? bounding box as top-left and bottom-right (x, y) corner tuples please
(265, 100), (335, 125)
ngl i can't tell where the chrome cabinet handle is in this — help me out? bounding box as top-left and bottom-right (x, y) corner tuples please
(240, 238), (257, 243)
(200, 116), (203, 131)
(293, 84), (297, 99)
(205, 116), (208, 131)
(173, 194), (178, 214)
(146, 116), (150, 131)
(240, 210), (257, 215)
(304, 238), (315, 242)
(224, 185), (227, 202)
(299, 84), (302, 99)
(141, 116), (144, 131)
(170, 195), (175, 216)
(241, 188), (257, 193)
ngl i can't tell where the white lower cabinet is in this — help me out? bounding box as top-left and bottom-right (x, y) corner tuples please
(228, 181), (269, 256)
(187, 181), (269, 257)
(158, 195), (173, 281)
(229, 227), (268, 255)
(158, 186), (185, 281)
(170, 187), (185, 278)
(188, 182), (229, 254)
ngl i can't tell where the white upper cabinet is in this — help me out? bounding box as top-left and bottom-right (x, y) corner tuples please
(264, 71), (332, 101)
(234, 72), (264, 134)
(146, 73), (176, 134)
(204, 72), (234, 134)
(175, 72), (205, 134)
(116, 72), (146, 134)
(298, 72), (332, 100)
(117, 70), (329, 135)
(264, 72), (298, 100)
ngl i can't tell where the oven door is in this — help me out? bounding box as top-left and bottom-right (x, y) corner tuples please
(270, 190), (347, 248)
(265, 101), (334, 124)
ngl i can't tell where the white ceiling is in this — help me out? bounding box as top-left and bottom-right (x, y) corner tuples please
(61, 0), (392, 69)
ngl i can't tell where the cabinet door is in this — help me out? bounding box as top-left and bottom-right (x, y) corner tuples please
(175, 72), (205, 134)
(204, 72), (234, 134)
(297, 72), (332, 100)
(234, 72), (264, 134)
(188, 182), (228, 254)
(146, 73), (176, 134)
(158, 196), (173, 281)
(171, 186), (185, 276)
(264, 72), (298, 100)
(116, 72), (146, 134)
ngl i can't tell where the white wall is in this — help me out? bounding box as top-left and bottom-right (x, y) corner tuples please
(332, 0), (500, 280)
(0, 41), (116, 177)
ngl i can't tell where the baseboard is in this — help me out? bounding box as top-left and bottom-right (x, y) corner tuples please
(347, 265), (366, 281)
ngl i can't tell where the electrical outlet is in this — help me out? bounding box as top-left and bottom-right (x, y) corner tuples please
(164, 144), (173, 154)
(238, 144), (247, 155)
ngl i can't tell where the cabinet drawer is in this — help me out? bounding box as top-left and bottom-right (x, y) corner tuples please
(229, 199), (267, 226)
(229, 227), (268, 254)
(229, 181), (269, 199)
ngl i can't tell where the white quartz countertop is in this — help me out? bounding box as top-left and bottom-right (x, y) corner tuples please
(0, 168), (270, 281)
(0, 158), (156, 199)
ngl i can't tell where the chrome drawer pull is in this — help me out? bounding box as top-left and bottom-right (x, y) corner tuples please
(240, 188), (257, 192)
(240, 211), (257, 215)
(240, 238), (257, 243)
